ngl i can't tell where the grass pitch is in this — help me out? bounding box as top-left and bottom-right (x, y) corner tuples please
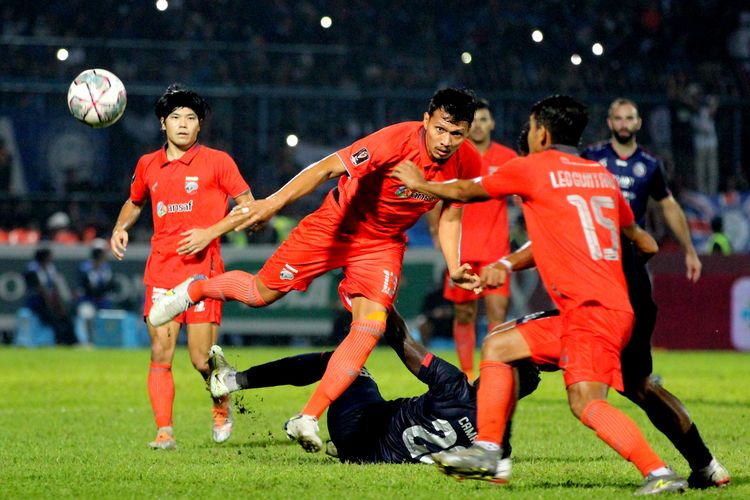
(1, 346), (747, 499)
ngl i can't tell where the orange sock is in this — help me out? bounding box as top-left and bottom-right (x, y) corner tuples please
(188, 270), (267, 307)
(453, 320), (475, 377)
(475, 360), (515, 445)
(148, 362), (174, 428)
(581, 399), (666, 476)
(302, 318), (385, 418)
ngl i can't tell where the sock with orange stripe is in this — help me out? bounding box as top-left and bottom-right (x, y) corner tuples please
(475, 360), (515, 445)
(148, 362), (174, 428)
(581, 399), (666, 476)
(188, 270), (267, 307)
(301, 316), (386, 418)
(453, 320), (475, 378)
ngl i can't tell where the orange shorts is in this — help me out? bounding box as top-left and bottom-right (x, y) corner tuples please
(143, 285), (223, 325)
(517, 313), (563, 371)
(559, 306), (633, 391)
(443, 262), (510, 304)
(258, 220), (405, 311)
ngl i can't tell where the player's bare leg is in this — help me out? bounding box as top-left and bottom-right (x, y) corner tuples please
(287, 296), (387, 452)
(147, 320), (180, 450)
(621, 376), (730, 488)
(483, 293), (508, 338)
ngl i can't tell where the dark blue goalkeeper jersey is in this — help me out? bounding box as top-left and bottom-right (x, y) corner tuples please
(581, 141), (670, 226)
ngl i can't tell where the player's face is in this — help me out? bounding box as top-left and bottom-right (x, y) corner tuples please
(162, 107), (201, 150)
(469, 108), (495, 144)
(607, 104), (641, 144)
(423, 109), (470, 163)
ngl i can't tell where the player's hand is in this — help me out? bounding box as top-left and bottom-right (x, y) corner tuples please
(685, 250), (702, 283)
(230, 198), (279, 232)
(480, 262), (508, 288)
(177, 228), (212, 255)
(391, 160), (424, 189)
(633, 229), (659, 262)
(449, 263), (482, 294)
(110, 229), (128, 261)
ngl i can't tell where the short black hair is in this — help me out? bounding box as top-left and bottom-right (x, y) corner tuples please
(154, 83), (209, 120)
(427, 88), (477, 125)
(530, 95), (588, 147)
(475, 98), (492, 115)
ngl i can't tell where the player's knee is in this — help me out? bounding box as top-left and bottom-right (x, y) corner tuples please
(481, 331), (517, 363)
(453, 302), (476, 324)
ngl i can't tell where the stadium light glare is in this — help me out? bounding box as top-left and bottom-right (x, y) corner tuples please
(532, 30), (544, 43)
(571, 53), (582, 65)
(155, 0), (168, 12)
(56, 48), (69, 61)
(320, 16), (332, 29)
(286, 134), (299, 147)
(592, 42), (604, 56)
(461, 52), (473, 64)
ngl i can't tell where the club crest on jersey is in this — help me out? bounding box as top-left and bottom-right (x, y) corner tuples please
(633, 162), (647, 177)
(350, 147), (370, 166)
(395, 185), (437, 202)
(279, 263), (298, 281)
(185, 176), (199, 194)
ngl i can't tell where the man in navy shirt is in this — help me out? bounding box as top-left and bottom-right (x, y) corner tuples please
(581, 98), (728, 488)
(206, 310), (541, 477)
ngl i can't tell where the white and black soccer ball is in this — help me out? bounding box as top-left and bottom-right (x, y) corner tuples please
(67, 68), (127, 128)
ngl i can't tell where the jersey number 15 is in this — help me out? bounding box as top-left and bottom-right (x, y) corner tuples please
(567, 194), (619, 261)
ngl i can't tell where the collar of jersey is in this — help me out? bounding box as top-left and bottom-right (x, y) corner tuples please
(158, 142), (202, 167)
(549, 144), (580, 156)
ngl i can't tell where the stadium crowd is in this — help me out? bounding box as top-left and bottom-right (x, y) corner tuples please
(0, 0), (748, 246)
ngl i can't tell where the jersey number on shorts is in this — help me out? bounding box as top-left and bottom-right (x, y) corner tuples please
(567, 194), (619, 261)
(402, 419), (463, 463)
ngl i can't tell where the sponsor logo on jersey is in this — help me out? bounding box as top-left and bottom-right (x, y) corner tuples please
(156, 201), (167, 218)
(381, 270), (399, 298)
(165, 200), (194, 214)
(279, 263), (298, 281)
(350, 147), (370, 166)
(615, 159), (628, 167)
(394, 185), (437, 202)
(185, 176), (199, 194)
(633, 162), (647, 177)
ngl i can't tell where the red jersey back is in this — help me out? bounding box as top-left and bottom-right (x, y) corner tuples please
(130, 144), (250, 286)
(460, 141), (516, 263)
(481, 147), (634, 313)
(331, 122), (482, 242)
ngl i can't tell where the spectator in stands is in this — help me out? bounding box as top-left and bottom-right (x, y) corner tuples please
(76, 243), (115, 344)
(23, 248), (77, 345)
(687, 85), (720, 194)
(705, 216), (733, 255)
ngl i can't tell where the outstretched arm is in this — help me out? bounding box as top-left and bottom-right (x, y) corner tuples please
(384, 310), (429, 377)
(480, 241), (535, 289)
(391, 160), (492, 203)
(232, 154), (347, 231)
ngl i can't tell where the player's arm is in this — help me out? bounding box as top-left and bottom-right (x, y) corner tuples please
(391, 160), (492, 203)
(480, 241), (535, 288)
(384, 309), (429, 377)
(177, 190), (254, 255)
(659, 195), (702, 282)
(437, 202), (481, 292)
(622, 223), (659, 260)
(232, 155), (346, 232)
(425, 202), (442, 250)
(110, 199), (144, 260)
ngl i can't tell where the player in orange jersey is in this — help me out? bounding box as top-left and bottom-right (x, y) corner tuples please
(438, 98), (516, 379)
(148, 88), (484, 453)
(392, 95), (688, 495)
(110, 84), (253, 450)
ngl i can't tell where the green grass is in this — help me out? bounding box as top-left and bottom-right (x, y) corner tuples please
(1, 346), (747, 499)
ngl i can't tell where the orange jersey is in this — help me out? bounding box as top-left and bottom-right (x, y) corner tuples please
(334, 122), (482, 243)
(130, 143), (250, 287)
(460, 142), (516, 263)
(480, 146), (634, 313)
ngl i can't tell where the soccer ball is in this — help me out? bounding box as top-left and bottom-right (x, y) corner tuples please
(67, 69), (127, 128)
